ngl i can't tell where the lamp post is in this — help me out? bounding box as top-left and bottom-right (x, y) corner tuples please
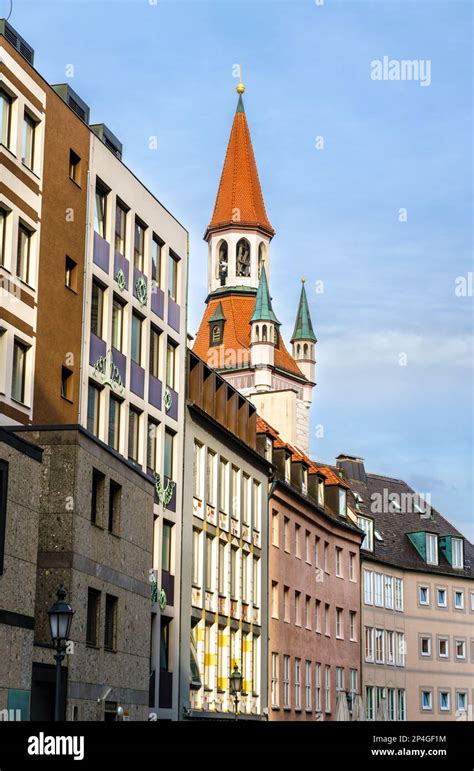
(48, 585), (74, 722)
(229, 663), (242, 720)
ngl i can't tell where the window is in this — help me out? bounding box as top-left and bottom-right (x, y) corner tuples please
(350, 669), (358, 698)
(87, 382), (101, 436)
(61, 366), (73, 401)
(323, 542), (329, 572)
(168, 251), (179, 301)
(305, 531), (310, 562)
(166, 339), (176, 389)
(397, 689), (406, 721)
(69, 149), (81, 184)
(324, 666), (331, 713)
(272, 511), (279, 546)
(335, 547), (342, 577)
(336, 667), (344, 692)
(242, 553), (248, 602)
(0, 90), (12, 148)
(108, 481), (121, 533)
(91, 469), (105, 525)
(164, 429), (174, 479)
(438, 638), (448, 658)
(86, 588), (101, 646)
(338, 488), (346, 516)
(91, 281), (104, 338)
(230, 547), (238, 597)
(271, 653), (279, 708)
(336, 608), (343, 639)
(192, 530), (200, 585)
(147, 419), (159, 474)
(394, 578), (404, 611)
(375, 628), (384, 663)
(22, 112), (36, 169)
(420, 636), (431, 656)
(452, 538), (463, 568)
(283, 517), (289, 551)
(17, 224), (32, 283)
(295, 524), (301, 558)
(455, 639), (466, 659)
(149, 325), (161, 380)
(115, 201), (127, 256)
(456, 691), (467, 713)
(374, 573), (383, 606)
(305, 660), (311, 710)
(94, 183), (108, 236)
(206, 450), (216, 505)
(294, 659), (301, 710)
(386, 630), (395, 665)
(366, 686), (374, 720)
(219, 458), (228, 512)
(395, 632), (406, 666)
(230, 467), (239, 519)
(131, 312), (142, 364)
(384, 575), (394, 609)
(205, 535), (214, 591)
(315, 536), (320, 567)
(437, 588), (447, 607)
(0, 460), (8, 574)
(419, 585), (429, 606)
(104, 594), (117, 651)
(426, 533), (438, 565)
(324, 603), (330, 636)
(0, 208), (8, 266)
(193, 442), (203, 499)
(421, 690), (432, 711)
(471, 591), (474, 611)
(128, 407), (141, 463)
(349, 611), (356, 641)
(134, 218), (146, 272)
(388, 688), (395, 721)
(315, 599), (321, 633)
(11, 339), (28, 403)
(295, 591), (301, 626)
(252, 636), (259, 695)
(283, 655), (290, 708)
(305, 596), (311, 629)
(454, 590), (464, 610)
(363, 569), (373, 605)
(365, 626), (374, 662)
(151, 234), (163, 285)
(252, 481), (261, 531)
(357, 515), (373, 551)
(108, 395), (121, 451)
(271, 582), (279, 619)
(65, 256), (77, 290)
(349, 552), (355, 581)
(283, 586), (290, 622)
(315, 663), (321, 712)
(109, 296), (124, 352)
(162, 522), (172, 573)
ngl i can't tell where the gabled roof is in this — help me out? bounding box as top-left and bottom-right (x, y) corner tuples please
(291, 280), (317, 343)
(209, 301), (226, 322)
(250, 267), (280, 325)
(193, 292), (304, 378)
(205, 93), (274, 239)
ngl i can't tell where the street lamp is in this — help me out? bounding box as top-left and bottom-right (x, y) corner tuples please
(229, 663), (242, 720)
(48, 585), (74, 721)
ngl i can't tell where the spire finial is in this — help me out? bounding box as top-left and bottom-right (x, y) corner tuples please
(236, 64), (245, 94)
(301, 276), (305, 284)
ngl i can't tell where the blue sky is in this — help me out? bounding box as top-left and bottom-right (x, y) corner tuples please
(8, 0), (473, 539)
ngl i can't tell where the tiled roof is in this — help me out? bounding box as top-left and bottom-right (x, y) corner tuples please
(206, 95), (274, 238)
(340, 468), (474, 578)
(193, 293), (304, 378)
(291, 281), (317, 343)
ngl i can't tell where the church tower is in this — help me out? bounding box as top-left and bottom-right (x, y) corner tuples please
(193, 80), (317, 453)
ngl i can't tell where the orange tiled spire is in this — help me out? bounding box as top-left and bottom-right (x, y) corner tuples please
(205, 81), (275, 240)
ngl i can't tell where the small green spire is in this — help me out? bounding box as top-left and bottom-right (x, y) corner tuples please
(209, 301), (226, 322)
(250, 267), (280, 325)
(291, 279), (317, 343)
(236, 93), (245, 113)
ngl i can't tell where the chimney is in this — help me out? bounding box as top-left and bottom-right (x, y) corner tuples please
(336, 454), (367, 483)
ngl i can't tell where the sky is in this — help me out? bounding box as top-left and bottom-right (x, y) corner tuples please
(6, 0), (473, 539)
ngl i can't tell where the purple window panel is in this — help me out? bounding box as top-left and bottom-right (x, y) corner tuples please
(131, 361), (145, 398)
(93, 232), (110, 274)
(151, 286), (165, 319)
(114, 251), (129, 288)
(112, 347), (126, 385)
(149, 375), (162, 410)
(166, 386), (178, 421)
(168, 296), (180, 333)
(89, 333), (106, 366)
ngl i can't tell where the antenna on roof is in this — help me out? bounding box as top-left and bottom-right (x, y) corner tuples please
(5, 0), (13, 22)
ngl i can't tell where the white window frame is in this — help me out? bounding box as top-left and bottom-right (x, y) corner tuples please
(315, 663), (321, 712)
(425, 533), (438, 565)
(439, 691), (450, 712)
(374, 573), (384, 607)
(420, 636), (431, 657)
(384, 575), (394, 609)
(294, 658), (301, 710)
(283, 655), (290, 708)
(305, 660), (311, 710)
(437, 587), (447, 608)
(386, 630), (395, 665)
(394, 578), (404, 611)
(363, 569), (373, 605)
(271, 652), (279, 708)
(454, 590), (464, 610)
(421, 690), (432, 711)
(452, 538), (463, 569)
(419, 585), (430, 606)
(375, 628), (384, 664)
(365, 626), (374, 662)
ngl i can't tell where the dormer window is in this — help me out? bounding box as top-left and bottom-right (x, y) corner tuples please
(357, 516), (374, 551)
(317, 478), (325, 507)
(284, 454), (291, 483)
(338, 489), (346, 517)
(212, 324), (221, 344)
(452, 538), (463, 569)
(302, 467), (308, 495)
(265, 436), (272, 462)
(426, 533), (438, 565)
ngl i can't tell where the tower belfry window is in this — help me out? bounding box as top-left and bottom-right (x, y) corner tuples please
(217, 240), (228, 286)
(236, 238), (251, 277)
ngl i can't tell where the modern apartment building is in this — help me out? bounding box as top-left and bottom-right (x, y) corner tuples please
(0, 20), (189, 720)
(179, 351), (270, 720)
(256, 419), (363, 721)
(337, 454), (474, 721)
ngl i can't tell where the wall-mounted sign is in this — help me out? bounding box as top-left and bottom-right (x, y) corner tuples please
(93, 349), (124, 394)
(164, 387), (172, 413)
(154, 473), (175, 507)
(135, 275), (148, 306)
(159, 589), (167, 611)
(115, 268), (127, 291)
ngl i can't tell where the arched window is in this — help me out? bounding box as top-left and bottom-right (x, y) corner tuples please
(297, 344), (300, 356)
(217, 240), (228, 285)
(255, 325), (260, 341)
(258, 242), (266, 278)
(262, 325), (268, 342)
(236, 238), (251, 277)
(303, 343), (308, 358)
(212, 325), (221, 343)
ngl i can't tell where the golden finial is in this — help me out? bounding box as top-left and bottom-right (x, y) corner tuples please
(236, 64), (245, 94)
(301, 276), (306, 284)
